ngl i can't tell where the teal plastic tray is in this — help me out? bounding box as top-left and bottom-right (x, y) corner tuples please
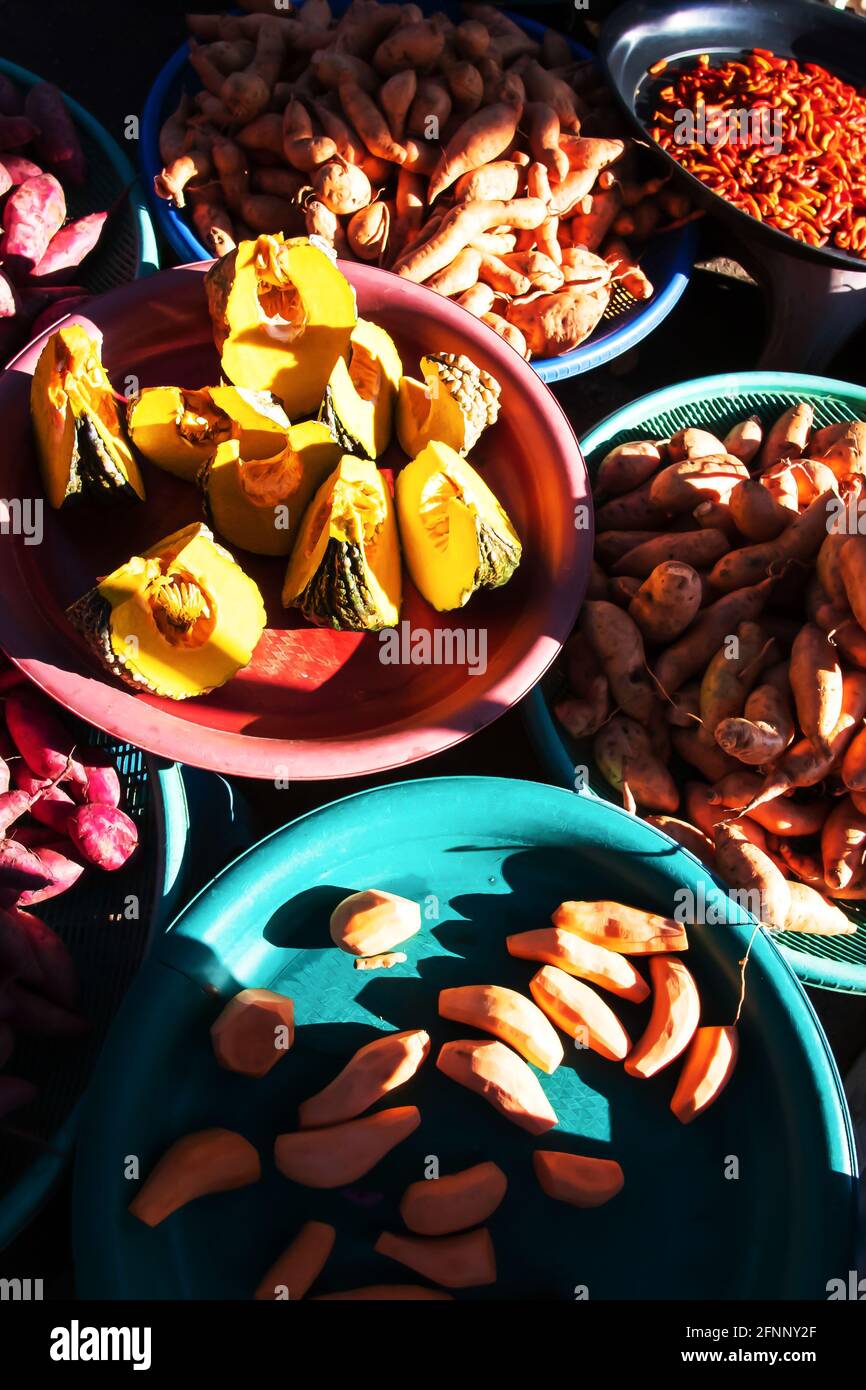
(72, 777), (856, 1300)
(524, 371), (866, 995)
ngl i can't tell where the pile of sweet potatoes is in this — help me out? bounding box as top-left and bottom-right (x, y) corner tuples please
(557, 404), (866, 937)
(0, 661), (138, 1120)
(154, 0), (690, 359)
(0, 72), (107, 361)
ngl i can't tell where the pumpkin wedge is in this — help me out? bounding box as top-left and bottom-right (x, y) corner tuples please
(625, 956), (700, 1079)
(374, 1228), (496, 1289)
(31, 324), (144, 509)
(282, 456), (402, 630)
(200, 421), (341, 557)
(670, 1025), (738, 1123)
(255, 1220), (336, 1300)
(506, 928), (649, 1004)
(320, 319), (402, 460)
(552, 901), (689, 955)
(533, 1151), (624, 1208)
(298, 1029), (430, 1129)
(129, 1128), (260, 1227)
(127, 385), (289, 482)
(436, 1038), (557, 1134)
(205, 234), (357, 418)
(397, 353), (501, 458)
(67, 522), (266, 700)
(274, 1105), (420, 1188)
(438, 984), (564, 1074)
(529, 966), (631, 1061)
(396, 441), (521, 611)
(400, 1162), (507, 1236)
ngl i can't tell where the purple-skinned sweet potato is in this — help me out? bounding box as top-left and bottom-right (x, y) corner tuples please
(30, 211), (107, 279)
(0, 269), (18, 319)
(67, 804), (137, 870)
(0, 76), (23, 118)
(72, 748), (121, 809)
(0, 982), (87, 1035)
(4, 687), (86, 789)
(14, 843), (85, 906)
(1, 173), (66, 273)
(1, 906), (78, 1007)
(0, 839), (52, 904)
(12, 764), (75, 832)
(0, 115), (38, 151)
(0, 153), (43, 185)
(0, 162), (11, 197)
(25, 83), (86, 185)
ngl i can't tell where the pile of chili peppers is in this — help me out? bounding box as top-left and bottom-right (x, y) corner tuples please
(648, 49), (866, 255)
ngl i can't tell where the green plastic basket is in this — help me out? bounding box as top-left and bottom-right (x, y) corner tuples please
(524, 370), (866, 995)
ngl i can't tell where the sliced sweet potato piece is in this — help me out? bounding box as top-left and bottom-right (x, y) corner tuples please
(506, 927), (649, 1003)
(624, 956), (700, 1079)
(374, 1227), (496, 1289)
(436, 1038), (557, 1134)
(298, 1029), (430, 1128)
(670, 1025), (738, 1123)
(552, 900), (688, 954)
(438, 984), (563, 1074)
(400, 1161), (507, 1236)
(330, 888), (421, 956)
(529, 966), (631, 1061)
(274, 1105), (420, 1188)
(533, 1150), (624, 1208)
(129, 1129), (260, 1227)
(255, 1220), (336, 1300)
(210, 987), (295, 1077)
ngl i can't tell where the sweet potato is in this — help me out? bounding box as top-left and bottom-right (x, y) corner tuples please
(481, 311), (528, 356)
(154, 150), (212, 208)
(380, 70), (417, 143)
(628, 561), (702, 645)
(612, 529), (728, 579)
(821, 797), (866, 890)
(439, 984), (563, 1074)
(0, 154), (42, 186)
(671, 1025), (738, 1123)
(841, 724), (866, 792)
(534, 1151), (624, 1208)
(477, 251), (530, 296)
(400, 1163), (506, 1236)
(839, 536), (866, 631)
(625, 956), (700, 1079)
(579, 601), (655, 723)
(709, 488), (837, 594)
(436, 1037), (557, 1134)
(428, 100), (523, 203)
(374, 1227), (495, 1289)
(506, 927), (649, 1002)
(552, 900), (687, 954)
(759, 402), (813, 469)
(671, 725), (739, 783)
(298, 1029), (429, 1128)
(275, 1106), (421, 1188)
(453, 160), (522, 204)
(0, 905), (77, 1007)
(339, 83), (407, 164)
(727, 479), (793, 544)
(649, 455), (749, 515)
(454, 282), (495, 317)
(373, 21), (444, 75)
(714, 662), (794, 764)
(654, 579), (776, 695)
(594, 441), (663, 501)
(395, 197), (545, 283)
(714, 822), (790, 927)
(743, 670), (866, 813)
(347, 201), (391, 263)
(255, 1221), (335, 1301)
(2, 174), (66, 274)
(408, 76), (452, 137)
(784, 880), (854, 935)
(530, 965), (630, 1060)
(817, 421), (866, 480)
(525, 101), (568, 181)
(24, 83), (85, 185)
(506, 283), (610, 356)
(724, 416), (762, 465)
(698, 622), (770, 747)
(644, 815), (716, 868)
(129, 1129), (260, 1227)
(789, 622), (843, 755)
(711, 774), (827, 837)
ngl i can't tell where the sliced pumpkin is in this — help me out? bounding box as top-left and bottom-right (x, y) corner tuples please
(200, 421), (341, 557)
(67, 522), (266, 700)
(396, 440), (521, 611)
(320, 319), (402, 460)
(282, 456), (401, 631)
(127, 385), (289, 482)
(397, 353), (501, 458)
(31, 324), (145, 509)
(205, 234), (357, 418)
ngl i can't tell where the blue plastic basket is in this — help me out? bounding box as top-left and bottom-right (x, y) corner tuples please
(524, 370), (866, 995)
(72, 776), (857, 1299)
(139, 6), (695, 381)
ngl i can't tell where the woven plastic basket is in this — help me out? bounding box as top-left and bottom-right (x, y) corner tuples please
(524, 370), (866, 994)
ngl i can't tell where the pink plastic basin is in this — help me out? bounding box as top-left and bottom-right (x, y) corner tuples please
(0, 261), (590, 779)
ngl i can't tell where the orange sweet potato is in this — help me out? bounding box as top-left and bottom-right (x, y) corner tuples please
(400, 1162), (507, 1235)
(254, 1220), (335, 1300)
(275, 1107), (420, 1189)
(624, 957), (700, 1079)
(210, 987), (294, 1077)
(129, 1129), (260, 1227)
(530, 966), (631, 1061)
(330, 888), (420, 956)
(298, 1029), (430, 1128)
(551, 900), (688, 954)
(436, 1038), (557, 1134)
(374, 1228), (496, 1289)
(506, 927), (649, 1002)
(439, 984), (563, 1074)
(670, 1025), (738, 1123)
(533, 1150), (624, 1207)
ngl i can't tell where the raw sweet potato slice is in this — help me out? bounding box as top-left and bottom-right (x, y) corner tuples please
(274, 1106), (420, 1188)
(533, 1150), (624, 1208)
(400, 1161), (507, 1236)
(374, 1227), (496, 1289)
(670, 1025), (738, 1123)
(529, 966), (631, 1061)
(438, 984), (564, 1073)
(255, 1220), (336, 1300)
(298, 1029), (430, 1128)
(210, 987), (294, 1077)
(129, 1129), (260, 1227)
(314, 1285), (453, 1300)
(624, 956), (700, 1079)
(506, 928), (649, 1003)
(436, 1038), (557, 1134)
(330, 888), (421, 956)
(552, 900), (688, 954)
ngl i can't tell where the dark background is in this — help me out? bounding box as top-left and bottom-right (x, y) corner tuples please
(1, 0), (865, 1294)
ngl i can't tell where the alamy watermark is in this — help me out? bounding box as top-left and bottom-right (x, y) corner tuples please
(379, 621), (487, 677)
(672, 105), (783, 155)
(0, 498), (43, 546)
